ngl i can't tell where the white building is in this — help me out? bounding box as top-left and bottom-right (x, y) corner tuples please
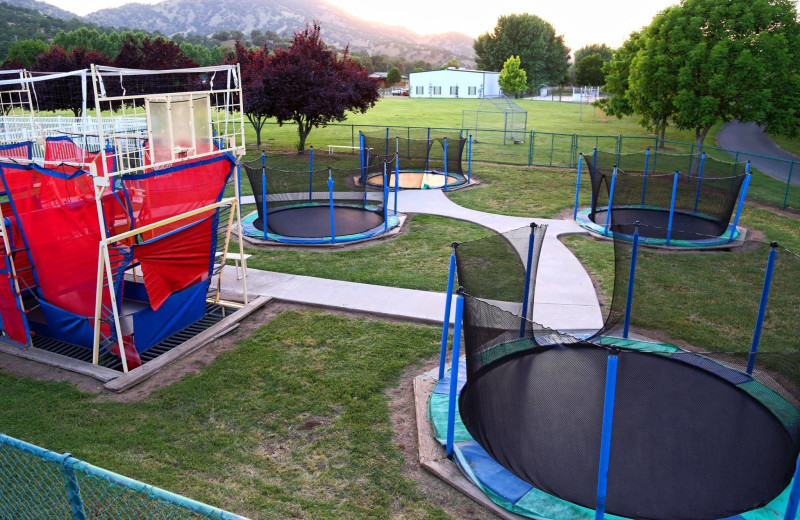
(408, 68), (501, 98)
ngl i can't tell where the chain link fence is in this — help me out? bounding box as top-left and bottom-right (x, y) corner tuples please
(0, 433), (248, 520)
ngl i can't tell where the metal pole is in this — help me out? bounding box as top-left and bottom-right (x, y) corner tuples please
(519, 223), (537, 337)
(623, 223), (640, 339)
(394, 153), (399, 215)
(467, 134), (473, 183)
(308, 146), (314, 202)
(641, 148), (650, 206)
(446, 292), (465, 456)
(603, 168), (617, 237)
(693, 152), (705, 213)
(783, 162), (795, 210)
(593, 147), (598, 170)
(385, 127), (389, 157)
(528, 130), (533, 166)
(784, 453), (800, 520)
(359, 131), (365, 182)
(443, 137), (449, 191)
(439, 246), (457, 381)
(729, 173), (751, 242)
(746, 242), (778, 375)
(595, 350), (620, 520)
(328, 168), (336, 244)
(666, 172), (679, 246)
(61, 454), (88, 520)
(383, 163), (389, 232)
(549, 133), (555, 167)
(426, 127), (431, 171)
(573, 155), (583, 220)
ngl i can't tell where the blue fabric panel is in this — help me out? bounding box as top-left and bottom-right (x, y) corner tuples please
(132, 280), (208, 352)
(122, 280), (150, 303)
(433, 361), (466, 395)
(32, 300), (93, 349)
(458, 440), (533, 504)
(671, 352), (751, 385)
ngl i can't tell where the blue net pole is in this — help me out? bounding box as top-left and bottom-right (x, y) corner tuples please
(446, 292), (465, 456)
(261, 157), (267, 241)
(603, 168), (617, 237)
(361, 134), (368, 206)
(467, 135), (472, 183)
(394, 154), (399, 215)
(784, 453), (800, 520)
(439, 246), (457, 381)
(443, 137), (449, 191)
(359, 132), (364, 180)
(594, 350), (619, 520)
(573, 155), (583, 220)
(308, 146), (314, 202)
(426, 128), (431, 170)
(328, 168), (336, 244)
(666, 172), (679, 246)
(729, 173), (751, 243)
(519, 223), (537, 338)
(693, 152), (706, 213)
(641, 148), (650, 206)
(383, 163), (389, 232)
(623, 222), (640, 339)
(747, 242), (778, 374)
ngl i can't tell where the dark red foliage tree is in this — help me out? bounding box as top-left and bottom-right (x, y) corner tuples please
(31, 46), (114, 116)
(114, 35), (196, 70)
(252, 22), (379, 152)
(227, 42), (272, 149)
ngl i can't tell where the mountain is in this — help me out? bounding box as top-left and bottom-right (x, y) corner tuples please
(86, 0), (475, 65)
(2, 0), (77, 19)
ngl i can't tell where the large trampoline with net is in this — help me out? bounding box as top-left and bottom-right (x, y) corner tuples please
(360, 130), (471, 190)
(430, 221), (800, 519)
(574, 148), (751, 247)
(241, 154), (400, 245)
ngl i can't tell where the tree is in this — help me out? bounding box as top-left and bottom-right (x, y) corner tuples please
(627, 0), (800, 153)
(575, 53), (605, 86)
(32, 46), (113, 116)
(411, 67), (424, 73)
(444, 58), (459, 69)
(499, 55), (527, 96)
(114, 35), (196, 69)
(256, 22), (379, 152)
(574, 43), (613, 64)
(596, 31), (642, 121)
(474, 13), (570, 88)
(386, 66), (401, 86)
(228, 42), (271, 148)
(5, 39), (48, 68)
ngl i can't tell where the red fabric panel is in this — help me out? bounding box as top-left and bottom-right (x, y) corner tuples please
(45, 139), (114, 175)
(135, 216), (213, 311)
(0, 250), (27, 346)
(110, 335), (142, 370)
(0, 143), (30, 160)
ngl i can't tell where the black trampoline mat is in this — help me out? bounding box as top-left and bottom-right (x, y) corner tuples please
(254, 205), (384, 238)
(459, 343), (796, 520)
(591, 207), (727, 239)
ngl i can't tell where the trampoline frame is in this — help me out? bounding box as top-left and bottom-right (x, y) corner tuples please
(434, 226), (800, 520)
(573, 149), (751, 247)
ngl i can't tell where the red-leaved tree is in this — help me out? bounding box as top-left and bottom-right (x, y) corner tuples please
(251, 22), (379, 152)
(114, 35), (196, 70)
(227, 42), (272, 149)
(32, 46), (114, 116)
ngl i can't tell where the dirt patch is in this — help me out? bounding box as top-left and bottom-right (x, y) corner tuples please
(387, 361), (501, 520)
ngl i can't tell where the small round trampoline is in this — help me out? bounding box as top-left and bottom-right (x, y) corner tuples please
(360, 131), (471, 190)
(241, 160), (400, 245)
(575, 150), (749, 247)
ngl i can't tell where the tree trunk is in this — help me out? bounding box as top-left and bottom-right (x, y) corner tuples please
(693, 124), (712, 175)
(659, 123), (666, 149)
(296, 118), (309, 153)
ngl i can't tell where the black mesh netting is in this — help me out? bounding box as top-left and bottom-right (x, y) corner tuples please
(243, 158), (385, 239)
(362, 130), (465, 180)
(454, 221), (800, 520)
(585, 150), (746, 241)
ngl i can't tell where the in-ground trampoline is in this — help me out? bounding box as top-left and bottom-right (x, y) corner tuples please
(574, 149), (751, 247)
(241, 157), (400, 245)
(360, 130), (471, 190)
(431, 225), (800, 520)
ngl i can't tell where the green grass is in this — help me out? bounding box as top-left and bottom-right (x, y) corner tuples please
(242, 214), (492, 292)
(0, 311), (455, 519)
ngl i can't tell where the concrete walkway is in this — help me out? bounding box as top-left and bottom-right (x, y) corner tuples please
(232, 190), (603, 332)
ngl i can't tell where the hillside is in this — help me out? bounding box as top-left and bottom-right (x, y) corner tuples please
(0, 2), (105, 58)
(86, 0), (475, 65)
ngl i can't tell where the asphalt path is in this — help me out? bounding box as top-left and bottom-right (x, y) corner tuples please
(717, 120), (800, 186)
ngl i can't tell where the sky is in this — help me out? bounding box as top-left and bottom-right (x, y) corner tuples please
(44, 0), (800, 52)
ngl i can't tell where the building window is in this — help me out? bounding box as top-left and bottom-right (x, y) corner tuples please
(415, 86), (424, 95)
(432, 86), (441, 95)
(468, 86), (477, 95)
(450, 86), (458, 96)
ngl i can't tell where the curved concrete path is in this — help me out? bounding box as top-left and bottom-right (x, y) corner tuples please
(717, 121), (800, 186)
(231, 191), (603, 332)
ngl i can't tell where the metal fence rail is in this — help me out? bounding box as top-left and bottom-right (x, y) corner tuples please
(0, 433), (248, 520)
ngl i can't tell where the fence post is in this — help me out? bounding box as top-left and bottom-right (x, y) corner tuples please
(784, 162), (795, 210)
(549, 133), (555, 167)
(746, 242), (778, 375)
(351, 125), (354, 152)
(61, 454), (88, 520)
(528, 130), (533, 166)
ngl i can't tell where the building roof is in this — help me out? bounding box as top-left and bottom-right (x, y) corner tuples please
(409, 68), (499, 75)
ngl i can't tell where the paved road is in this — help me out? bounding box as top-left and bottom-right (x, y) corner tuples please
(717, 121), (800, 186)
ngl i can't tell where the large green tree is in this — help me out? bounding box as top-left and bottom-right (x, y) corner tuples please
(386, 66), (401, 86)
(5, 39), (48, 68)
(574, 43), (613, 64)
(596, 31), (642, 120)
(575, 53), (605, 86)
(499, 55), (527, 96)
(473, 13), (570, 88)
(626, 0), (800, 152)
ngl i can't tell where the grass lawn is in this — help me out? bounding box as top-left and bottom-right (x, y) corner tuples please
(0, 311), (456, 519)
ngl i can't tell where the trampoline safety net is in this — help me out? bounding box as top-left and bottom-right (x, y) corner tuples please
(453, 222), (800, 520)
(362, 131), (466, 177)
